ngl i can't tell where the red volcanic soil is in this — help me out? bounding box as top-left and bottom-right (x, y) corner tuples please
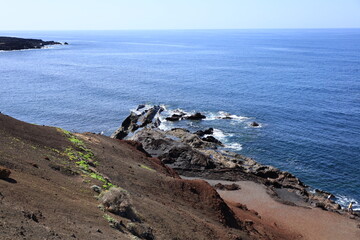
(0, 114), (253, 239)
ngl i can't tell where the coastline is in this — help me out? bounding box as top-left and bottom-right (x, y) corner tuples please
(113, 105), (358, 213)
(0, 112), (359, 239)
(0, 36), (65, 51)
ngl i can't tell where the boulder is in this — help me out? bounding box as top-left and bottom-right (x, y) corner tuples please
(0, 167), (11, 179)
(185, 113), (206, 120)
(99, 187), (139, 221)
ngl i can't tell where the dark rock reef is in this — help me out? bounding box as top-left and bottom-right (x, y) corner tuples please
(0, 36), (63, 51)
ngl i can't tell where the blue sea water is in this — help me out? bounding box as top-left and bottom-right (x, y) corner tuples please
(0, 29), (359, 209)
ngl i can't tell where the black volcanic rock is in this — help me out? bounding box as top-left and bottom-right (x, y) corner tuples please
(250, 121), (260, 127)
(111, 105), (164, 140)
(185, 113), (206, 120)
(194, 128), (214, 137)
(165, 114), (184, 121)
(0, 37), (62, 51)
(201, 136), (223, 146)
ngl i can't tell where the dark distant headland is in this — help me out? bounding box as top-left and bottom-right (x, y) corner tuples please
(0, 36), (66, 51)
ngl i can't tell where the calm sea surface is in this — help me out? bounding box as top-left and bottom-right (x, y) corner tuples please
(1, 29), (359, 209)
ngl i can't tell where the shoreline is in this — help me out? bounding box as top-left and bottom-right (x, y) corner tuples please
(112, 104), (358, 213)
(1, 112), (359, 239)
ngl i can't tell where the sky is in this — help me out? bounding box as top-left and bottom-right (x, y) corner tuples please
(0, 0), (360, 30)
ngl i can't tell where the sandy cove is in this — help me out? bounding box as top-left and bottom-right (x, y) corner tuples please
(204, 179), (360, 240)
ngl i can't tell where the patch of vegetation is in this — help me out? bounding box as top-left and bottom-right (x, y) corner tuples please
(57, 127), (117, 190)
(140, 164), (155, 172)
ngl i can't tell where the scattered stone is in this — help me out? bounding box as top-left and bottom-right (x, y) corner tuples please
(91, 185), (102, 193)
(0, 167), (11, 179)
(23, 210), (43, 223)
(31, 163), (39, 168)
(234, 203), (248, 211)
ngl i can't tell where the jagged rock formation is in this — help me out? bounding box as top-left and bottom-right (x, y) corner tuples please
(111, 105), (164, 139)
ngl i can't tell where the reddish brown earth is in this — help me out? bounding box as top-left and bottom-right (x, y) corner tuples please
(1, 113), (359, 240)
(0, 114), (261, 239)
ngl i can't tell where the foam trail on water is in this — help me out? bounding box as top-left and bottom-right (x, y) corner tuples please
(224, 142), (243, 151)
(204, 111), (249, 121)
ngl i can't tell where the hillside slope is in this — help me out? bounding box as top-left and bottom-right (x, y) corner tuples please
(0, 114), (258, 240)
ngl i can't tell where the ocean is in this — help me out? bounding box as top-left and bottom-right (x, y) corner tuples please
(0, 29), (359, 210)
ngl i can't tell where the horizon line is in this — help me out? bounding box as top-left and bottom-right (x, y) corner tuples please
(1, 27), (360, 32)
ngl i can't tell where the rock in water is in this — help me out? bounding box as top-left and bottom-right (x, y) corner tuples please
(185, 113), (206, 120)
(165, 114), (184, 121)
(250, 121), (260, 127)
(0, 167), (11, 179)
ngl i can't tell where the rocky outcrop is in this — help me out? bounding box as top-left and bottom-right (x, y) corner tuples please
(130, 128), (216, 170)
(0, 37), (62, 51)
(112, 105), (343, 212)
(111, 105), (164, 139)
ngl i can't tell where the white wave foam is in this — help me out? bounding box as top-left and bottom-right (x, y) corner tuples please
(336, 195), (359, 211)
(204, 111), (249, 121)
(224, 142), (243, 151)
(209, 128), (229, 142)
(166, 108), (189, 116)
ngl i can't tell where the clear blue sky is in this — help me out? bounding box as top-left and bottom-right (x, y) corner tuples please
(1, 0), (360, 30)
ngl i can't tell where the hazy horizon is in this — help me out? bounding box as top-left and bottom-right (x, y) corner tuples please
(1, 0), (359, 31)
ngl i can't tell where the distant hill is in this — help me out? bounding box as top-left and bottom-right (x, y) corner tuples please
(0, 36), (63, 51)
